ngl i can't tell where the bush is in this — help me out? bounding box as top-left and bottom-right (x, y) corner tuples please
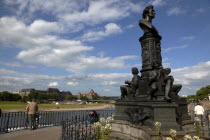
(0, 91), (22, 101)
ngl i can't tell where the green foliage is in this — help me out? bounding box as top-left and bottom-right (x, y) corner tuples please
(28, 90), (39, 100)
(65, 95), (78, 100)
(94, 96), (111, 100)
(47, 93), (59, 100)
(21, 96), (28, 102)
(0, 91), (21, 101)
(38, 93), (48, 100)
(196, 85), (210, 100)
(80, 96), (89, 101)
(187, 85), (210, 102)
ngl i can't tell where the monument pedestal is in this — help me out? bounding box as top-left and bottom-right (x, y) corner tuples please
(110, 120), (186, 140)
(114, 100), (180, 131)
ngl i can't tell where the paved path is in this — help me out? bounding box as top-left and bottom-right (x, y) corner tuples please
(0, 126), (61, 140)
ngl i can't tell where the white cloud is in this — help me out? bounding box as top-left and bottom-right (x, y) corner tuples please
(65, 55), (137, 72)
(196, 8), (205, 13)
(49, 82), (59, 87)
(126, 23), (135, 29)
(167, 7), (185, 16)
(3, 0), (144, 32)
(149, 0), (166, 7)
(103, 89), (111, 92)
(0, 61), (36, 68)
(2, 61), (210, 95)
(0, 68), (131, 95)
(181, 36), (195, 41)
(163, 45), (188, 53)
(0, 17), (136, 73)
(59, 0), (144, 26)
(29, 20), (63, 35)
(172, 61), (210, 95)
(67, 82), (79, 86)
(103, 81), (118, 86)
(79, 23), (122, 42)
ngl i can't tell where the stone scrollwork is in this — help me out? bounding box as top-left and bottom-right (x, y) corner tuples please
(124, 107), (150, 125)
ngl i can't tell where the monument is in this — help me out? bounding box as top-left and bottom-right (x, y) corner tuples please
(110, 5), (192, 140)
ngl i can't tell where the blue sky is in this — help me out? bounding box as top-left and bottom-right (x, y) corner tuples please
(0, 0), (210, 96)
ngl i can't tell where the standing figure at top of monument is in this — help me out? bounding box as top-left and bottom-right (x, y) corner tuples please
(139, 5), (159, 36)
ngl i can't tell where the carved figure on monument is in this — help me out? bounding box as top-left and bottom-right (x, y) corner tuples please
(139, 5), (159, 36)
(147, 68), (182, 101)
(120, 67), (141, 100)
(163, 68), (182, 100)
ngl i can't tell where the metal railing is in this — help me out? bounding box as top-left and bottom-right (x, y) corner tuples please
(61, 110), (114, 140)
(0, 109), (115, 133)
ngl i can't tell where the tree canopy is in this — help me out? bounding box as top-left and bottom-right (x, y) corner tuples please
(196, 85), (210, 100)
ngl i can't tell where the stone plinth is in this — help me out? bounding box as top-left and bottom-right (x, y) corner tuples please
(139, 34), (162, 73)
(114, 100), (180, 130)
(110, 120), (186, 140)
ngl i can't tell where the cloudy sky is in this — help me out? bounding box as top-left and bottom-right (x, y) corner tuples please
(0, 0), (210, 96)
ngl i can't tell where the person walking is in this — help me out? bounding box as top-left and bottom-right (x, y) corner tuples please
(194, 102), (205, 124)
(0, 109), (2, 117)
(188, 101), (196, 120)
(26, 99), (38, 130)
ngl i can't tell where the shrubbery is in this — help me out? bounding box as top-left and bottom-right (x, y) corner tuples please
(0, 91), (21, 101)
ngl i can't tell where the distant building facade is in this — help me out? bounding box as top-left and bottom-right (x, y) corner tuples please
(77, 89), (99, 100)
(19, 88), (36, 97)
(18, 88), (72, 99)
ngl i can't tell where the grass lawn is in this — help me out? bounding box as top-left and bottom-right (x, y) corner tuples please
(0, 101), (107, 110)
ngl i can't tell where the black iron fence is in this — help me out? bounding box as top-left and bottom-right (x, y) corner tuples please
(61, 110), (114, 140)
(61, 116), (96, 140)
(0, 109), (115, 133)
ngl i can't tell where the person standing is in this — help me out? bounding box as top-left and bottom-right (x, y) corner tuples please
(194, 102), (205, 123)
(26, 99), (38, 130)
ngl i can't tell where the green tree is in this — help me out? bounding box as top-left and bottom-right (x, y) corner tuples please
(0, 91), (22, 101)
(80, 96), (89, 101)
(65, 95), (78, 100)
(21, 96), (28, 102)
(38, 93), (48, 100)
(47, 93), (59, 101)
(28, 90), (39, 100)
(196, 85), (210, 100)
(13, 94), (22, 101)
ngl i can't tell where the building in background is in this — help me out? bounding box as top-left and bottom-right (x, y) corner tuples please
(76, 89), (99, 100)
(18, 88), (72, 99)
(19, 88), (36, 97)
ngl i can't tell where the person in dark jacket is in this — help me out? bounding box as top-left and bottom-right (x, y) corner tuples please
(89, 110), (99, 124)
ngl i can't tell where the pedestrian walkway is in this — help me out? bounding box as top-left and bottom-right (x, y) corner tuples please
(0, 126), (61, 140)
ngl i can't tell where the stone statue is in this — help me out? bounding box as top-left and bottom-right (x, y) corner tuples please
(113, 6), (189, 135)
(120, 67), (141, 99)
(139, 5), (162, 71)
(163, 68), (182, 100)
(139, 5), (159, 36)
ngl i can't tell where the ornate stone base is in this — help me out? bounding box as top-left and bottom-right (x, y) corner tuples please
(110, 120), (186, 140)
(114, 100), (181, 130)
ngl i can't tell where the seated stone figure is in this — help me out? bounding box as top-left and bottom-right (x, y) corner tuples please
(120, 67), (141, 100)
(147, 68), (176, 101)
(163, 68), (182, 100)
